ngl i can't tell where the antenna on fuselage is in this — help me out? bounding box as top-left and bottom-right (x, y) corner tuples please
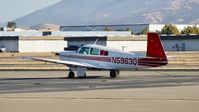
(93, 38), (99, 45)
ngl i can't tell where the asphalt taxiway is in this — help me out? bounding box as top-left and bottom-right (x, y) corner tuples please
(0, 70), (199, 112)
(0, 70), (199, 93)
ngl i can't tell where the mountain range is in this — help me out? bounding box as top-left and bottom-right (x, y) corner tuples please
(15, 0), (199, 28)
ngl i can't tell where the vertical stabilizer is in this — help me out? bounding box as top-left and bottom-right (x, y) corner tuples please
(146, 33), (167, 59)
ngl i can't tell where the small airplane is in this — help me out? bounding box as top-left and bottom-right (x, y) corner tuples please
(25, 32), (168, 78)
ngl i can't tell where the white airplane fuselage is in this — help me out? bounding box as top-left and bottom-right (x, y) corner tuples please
(59, 46), (140, 70)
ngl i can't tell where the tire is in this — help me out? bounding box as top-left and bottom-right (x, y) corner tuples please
(68, 71), (75, 78)
(110, 70), (117, 78)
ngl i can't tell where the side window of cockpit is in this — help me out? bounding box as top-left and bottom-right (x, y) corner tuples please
(100, 50), (109, 56)
(90, 48), (99, 55)
(104, 51), (109, 56)
(79, 47), (90, 54)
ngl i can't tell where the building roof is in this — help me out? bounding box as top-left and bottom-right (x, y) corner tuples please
(160, 35), (199, 40)
(19, 36), (65, 40)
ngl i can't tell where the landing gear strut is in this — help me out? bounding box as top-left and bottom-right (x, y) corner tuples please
(110, 70), (119, 78)
(77, 67), (87, 78)
(78, 73), (86, 79)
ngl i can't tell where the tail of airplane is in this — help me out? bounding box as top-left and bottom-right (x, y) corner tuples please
(137, 32), (168, 67)
(146, 32), (167, 60)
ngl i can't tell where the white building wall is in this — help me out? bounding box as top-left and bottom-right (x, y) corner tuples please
(107, 41), (147, 51)
(68, 40), (106, 47)
(107, 40), (199, 52)
(0, 31), (42, 36)
(149, 24), (165, 32)
(13, 39), (199, 52)
(0, 31), (131, 37)
(19, 40), (66, 52)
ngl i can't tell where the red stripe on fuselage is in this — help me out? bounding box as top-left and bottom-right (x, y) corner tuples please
(61, 55), (112, 62)
(138, 57), (168, 67)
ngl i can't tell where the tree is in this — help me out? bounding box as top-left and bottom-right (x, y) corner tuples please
(140, 27), (149, 35)
(125, 28), (131, 31)
(7, 21), (17, 28)
(161, 24), (180, 35)
(124, 28), (134, 35)
(0, 27), (3, 31)
(181, 26), (199, 35)
(130, 30), (135, 35)
(104, 27), (114, 31)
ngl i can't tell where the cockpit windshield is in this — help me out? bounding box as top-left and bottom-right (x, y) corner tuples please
(78, 47), (90, 54)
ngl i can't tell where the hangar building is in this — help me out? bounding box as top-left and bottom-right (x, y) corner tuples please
(0, 31), (199, 52)
(0, 36), (65, 52)
(65, 35), (146, 52)
(161, 35), (199, 51)
(65, 35), (199, 52)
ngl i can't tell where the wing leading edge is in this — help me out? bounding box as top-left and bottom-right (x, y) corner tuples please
(23, 57), (98, 68)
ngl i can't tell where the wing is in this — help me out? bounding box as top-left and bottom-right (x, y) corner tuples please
(23, 57), (98, 68)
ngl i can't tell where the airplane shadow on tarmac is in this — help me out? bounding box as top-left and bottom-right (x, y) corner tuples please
(0, 76), (105, 81)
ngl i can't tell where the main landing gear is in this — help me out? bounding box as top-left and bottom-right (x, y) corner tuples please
(67, 68), (119, 79)
(68, 71), (75, 78)
(110, 70), (119, 78)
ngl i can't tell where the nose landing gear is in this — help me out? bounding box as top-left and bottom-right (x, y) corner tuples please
(68, 67), (87, 79)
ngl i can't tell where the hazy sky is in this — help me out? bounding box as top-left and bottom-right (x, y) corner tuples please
(0, 0), (61, 22)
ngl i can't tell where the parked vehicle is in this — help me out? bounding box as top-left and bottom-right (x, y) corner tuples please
(0, 45), (6, 52)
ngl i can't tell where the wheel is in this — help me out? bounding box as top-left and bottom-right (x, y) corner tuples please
(110, 70), (117, 78)
(68, 71), (75, 78)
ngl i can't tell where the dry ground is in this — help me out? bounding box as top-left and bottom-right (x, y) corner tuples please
(0, 51), (199, 70)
